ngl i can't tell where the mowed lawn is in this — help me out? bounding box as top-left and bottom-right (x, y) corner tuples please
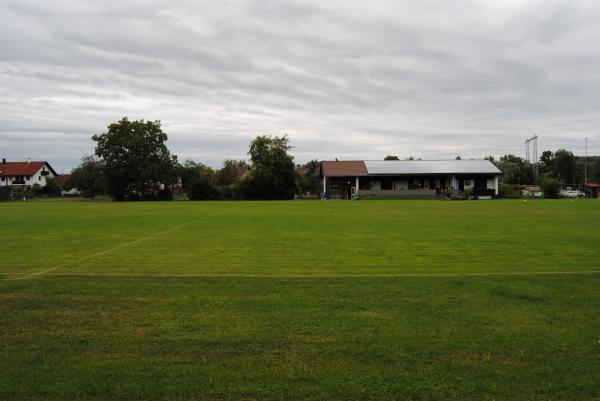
(1, 199), (599, 400)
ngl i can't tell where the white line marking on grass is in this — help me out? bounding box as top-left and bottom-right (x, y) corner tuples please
(10, 208), (235, 280)
(2, 270), (600, 279)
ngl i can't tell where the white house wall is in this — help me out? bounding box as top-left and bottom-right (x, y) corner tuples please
(0, 166), (55, 186)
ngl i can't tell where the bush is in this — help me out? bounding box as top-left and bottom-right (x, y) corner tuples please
(540, 176), (560, 199)
(9, 186), (28, 200)
(187, 178), (221, 200)
(0, 186), (11, 201)
(463, 188), (473, 199)
(220, 184), (239, 200)
(156, 188), (173, 201)
(31, 184), (45, 197)
(43, 177), (61, 197)
(125, 192), (140, 201)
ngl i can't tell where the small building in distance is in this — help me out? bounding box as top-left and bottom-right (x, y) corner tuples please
(0, 159), (57, 187)
(586, 183), (600, 198)
(54, 174), (81, 196)
(321, 159), (501, 199)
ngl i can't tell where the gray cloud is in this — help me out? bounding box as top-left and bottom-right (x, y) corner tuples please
(1, 0), (599, 171)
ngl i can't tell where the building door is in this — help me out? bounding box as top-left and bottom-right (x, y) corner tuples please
(458, 179), (464, 191)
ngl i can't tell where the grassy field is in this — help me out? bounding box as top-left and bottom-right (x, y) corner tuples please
(1, 199), (599, 400)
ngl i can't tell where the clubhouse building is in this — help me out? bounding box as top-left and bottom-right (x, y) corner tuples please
(321, 159), (502, 199)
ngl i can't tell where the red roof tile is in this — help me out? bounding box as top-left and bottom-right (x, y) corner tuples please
(321, 161), (368, 177)
(0, 161), (57, 177)
(54, 175), (69, 186)
(296, 166), (321, 176)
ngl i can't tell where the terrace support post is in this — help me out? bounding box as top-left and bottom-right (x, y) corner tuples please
(355, 176), (359, 197)
(494, 176), (499, 196)
(323, 176), (327, 197)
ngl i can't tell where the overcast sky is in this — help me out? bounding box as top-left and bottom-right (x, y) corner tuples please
(1, 0), (599, 172)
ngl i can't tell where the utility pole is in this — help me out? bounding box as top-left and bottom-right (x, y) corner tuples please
(584, 137), (588, 185)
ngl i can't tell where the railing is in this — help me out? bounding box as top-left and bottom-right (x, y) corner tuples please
(472, 189), (496, 197)
(360, 189), (437, 197)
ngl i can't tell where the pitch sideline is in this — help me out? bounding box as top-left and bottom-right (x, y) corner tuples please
(2, 270), (600, 279)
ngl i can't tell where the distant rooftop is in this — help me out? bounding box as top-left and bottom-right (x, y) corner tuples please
(0, 160), (57, 177)
(364, 160), (501, 175)
(322, 159), (501, 176)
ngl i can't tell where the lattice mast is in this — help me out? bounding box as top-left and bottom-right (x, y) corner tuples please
(525, 135), (538, 180)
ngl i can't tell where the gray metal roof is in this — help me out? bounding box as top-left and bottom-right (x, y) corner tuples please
(364, 160), (501, 175)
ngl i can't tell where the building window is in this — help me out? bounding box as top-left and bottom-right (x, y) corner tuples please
(465, 180), (471, 186)
(381, 177), (393, 190)
(408, 179), (424, 190)
(39, 176), (41, 181)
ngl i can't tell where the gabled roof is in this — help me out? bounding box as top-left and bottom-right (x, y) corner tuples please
(321, 159), (501, 177)
(296, 165), (321, 176)
(321, 161), (368, 177)
(0, 161), (57, 177)
(54, 175), (70, 186)
(364, 160), (501, 175)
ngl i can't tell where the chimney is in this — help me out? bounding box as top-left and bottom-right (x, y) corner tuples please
(27, 157), (31, 164)
(2, 158), (5, 164)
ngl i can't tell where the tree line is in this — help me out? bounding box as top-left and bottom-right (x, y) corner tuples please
(66, 117), (321, 200)
(7, 117), (596, 201)
(484, 151), (600, 197)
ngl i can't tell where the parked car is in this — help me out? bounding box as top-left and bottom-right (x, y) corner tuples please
(559, 188), (585, 198)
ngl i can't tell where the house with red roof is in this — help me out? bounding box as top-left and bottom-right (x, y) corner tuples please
(0, 158), (57, 187)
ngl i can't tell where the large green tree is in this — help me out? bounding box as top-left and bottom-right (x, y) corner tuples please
(552, 149), (577, 184)
(496, 154), (535, 185)
(216, 160), (249, 186)
(296, 160), (321, 196)
(215, 160), (249, 199)
(239, 135), (296, 200)
(92, 118), (178, 200)
(177, 160), (221, 200)
(66, 155), (106, 198)
(539, 149), (577, 184)
(587, 157), (600, 182)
